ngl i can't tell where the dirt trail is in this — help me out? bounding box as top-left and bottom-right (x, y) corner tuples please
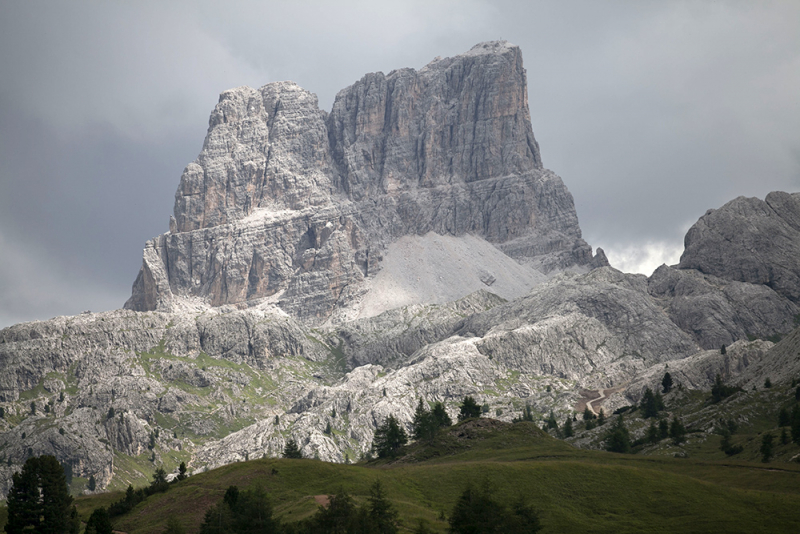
(586, 389), (606, 415)
(576, 385), (626, 415)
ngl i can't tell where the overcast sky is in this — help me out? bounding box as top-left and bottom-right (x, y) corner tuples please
(1, 0), (798, 328)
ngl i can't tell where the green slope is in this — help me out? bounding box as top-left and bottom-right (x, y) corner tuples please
(44, 419), (800, 533)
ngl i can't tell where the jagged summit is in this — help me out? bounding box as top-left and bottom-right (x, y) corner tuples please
(126, 41), (606, 322)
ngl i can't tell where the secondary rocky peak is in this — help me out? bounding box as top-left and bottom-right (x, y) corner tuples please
(174, 82), (335, 233)
(678, 191), (800, 303)
(126, 42), (605, 321)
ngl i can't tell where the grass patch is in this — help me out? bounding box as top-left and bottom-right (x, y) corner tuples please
(22, 419), (800, 534)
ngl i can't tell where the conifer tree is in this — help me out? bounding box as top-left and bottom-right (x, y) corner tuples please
(662, 372), (673, 393)
(779, 407), (790, 427)
(5, 455), (79, 534)
(640, 388), (661, 418)
(563, 417), (574, 438)
(431, 402), (452, 429)
(177, 462), (188, 481)
(546, 411), (558, 430)
(372, 415), (408, 458)
(283, 439), (303, 459)
(85, 508), (113, 534)
(670, 417), (687, 445)
(647, 422), (660, 444)
(458, 397), (481, 421)
(760, 433), (774, 462)
(368, 480), (399, 534)
(605, 415), (631, 453)
(791, 405), (800, 444)
(412, 398), (435, 442)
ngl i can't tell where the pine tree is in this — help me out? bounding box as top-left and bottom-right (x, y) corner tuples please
(177, 462), (187, 481)
(546, 411), (558, 430)
(791, 405), (800, 444)
(563, 417), (574, 438)
(368, 480), (399, 534)
(605, 415), (631, 453)
(324, 421), (333, 435)
(779, 407), (790, 427)
(372, 415), (408, 458)
(640, 388), (661, 418)
(647, 422), (660, 444)
(670, 417), (687, 445)
(431, 402), (452, 429)
(150, 468), (169, 494)
(781, 427), (790, 445)
(458, 397), (481, 421)
(448, 481), (541, 534)
(760, 433), (774, 463)
(412, 398), (435, 442)
(283, 439), (303, 459)
(719, 428), (742, 455)
(720, 344), (726, 355)
(513, 404), (535, 423)
(5, 455), (78, 534)
(88, 474), (96, 492)
(597, 409), (606, 426)
(662, 372), (673, 393)
(85, 508), (113, 534)
(764, 377), (772, 388)
(582, 407), (595, 421)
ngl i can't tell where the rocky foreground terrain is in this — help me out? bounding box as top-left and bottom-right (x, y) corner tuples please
(1, 41), (799, 497)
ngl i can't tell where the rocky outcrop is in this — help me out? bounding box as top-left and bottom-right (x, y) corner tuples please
(648, 265), (798, 349)
(678, 191), (800, 303)
(457, 267), (701, 386)
(125, 41), (605, 322)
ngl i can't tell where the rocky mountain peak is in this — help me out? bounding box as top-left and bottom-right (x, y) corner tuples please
(126, 41), (605, 322)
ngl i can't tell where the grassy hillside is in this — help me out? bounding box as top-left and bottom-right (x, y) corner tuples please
(31, 419), (800, 533)
(568, 377), (800, 466)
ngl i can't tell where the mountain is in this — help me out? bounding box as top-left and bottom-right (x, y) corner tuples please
(1, 42), (799, 497)
(124, 41), (605, 323)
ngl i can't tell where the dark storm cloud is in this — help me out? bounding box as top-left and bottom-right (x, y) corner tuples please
(1, 0), (798, 327)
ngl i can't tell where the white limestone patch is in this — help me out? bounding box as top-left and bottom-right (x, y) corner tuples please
(356, 232), (546, 319)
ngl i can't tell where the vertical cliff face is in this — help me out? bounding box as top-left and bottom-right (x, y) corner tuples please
(126, 41), (605, 322)
(327, 41), (541, 200)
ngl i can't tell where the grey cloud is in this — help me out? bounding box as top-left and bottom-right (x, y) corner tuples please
(1, 0), (799, 327)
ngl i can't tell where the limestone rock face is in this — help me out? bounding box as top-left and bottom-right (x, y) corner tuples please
(326, 41), (542, 200)
(458, 267), (701, 387)
(678, 192), (800, 303)
(648, 265), (798, 349)
(125, 41), (604, 322)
